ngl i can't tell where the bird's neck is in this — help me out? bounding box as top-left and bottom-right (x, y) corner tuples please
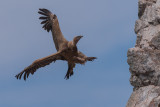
(68, 41), (75, 48)
(67, 41), (78, 52)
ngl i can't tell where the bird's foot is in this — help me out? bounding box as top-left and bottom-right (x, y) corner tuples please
(86, 57), (97, 61)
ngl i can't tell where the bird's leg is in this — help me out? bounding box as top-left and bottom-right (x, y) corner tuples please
(65, 63), (76, 79)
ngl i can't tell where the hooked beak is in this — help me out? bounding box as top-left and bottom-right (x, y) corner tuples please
(73, 35), (83, 45)
(77, 35), (83, 39)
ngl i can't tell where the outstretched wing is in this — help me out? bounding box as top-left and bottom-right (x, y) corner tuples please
(38, 8), (68, 51)
(15, 52), (63, 80)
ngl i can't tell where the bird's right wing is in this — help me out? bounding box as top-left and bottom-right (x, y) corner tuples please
(15, 51), (64, 80)
(38, 8), (68, 51)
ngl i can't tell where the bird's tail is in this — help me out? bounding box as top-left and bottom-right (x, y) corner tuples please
(38, 8), (56, 32)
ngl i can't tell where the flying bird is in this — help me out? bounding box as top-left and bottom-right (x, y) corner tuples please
(15, 8), (97, 80)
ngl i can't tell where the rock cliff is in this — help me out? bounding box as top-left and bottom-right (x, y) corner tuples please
(127, 0), (160, 106)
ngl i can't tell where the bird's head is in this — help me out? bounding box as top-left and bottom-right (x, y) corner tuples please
(73, 35), (83, 45)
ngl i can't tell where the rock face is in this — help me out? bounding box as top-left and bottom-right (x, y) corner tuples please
(127, 85), (160, 107)
(127, 0), (160, 106)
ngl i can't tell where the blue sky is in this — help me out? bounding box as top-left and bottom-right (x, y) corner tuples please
(0, 0), (137, 107)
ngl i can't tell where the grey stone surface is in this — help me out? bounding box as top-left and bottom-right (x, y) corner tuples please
(127, 85), (160, 107)
(127, 0), (160, 106)
(128, 0), (160, 91)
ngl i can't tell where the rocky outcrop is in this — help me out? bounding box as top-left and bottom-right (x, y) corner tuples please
(127, 0), (160, 106)
(127, 85), (160, 107)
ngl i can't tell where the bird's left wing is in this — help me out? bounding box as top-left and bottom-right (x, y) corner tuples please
(15, 51), (64, 80)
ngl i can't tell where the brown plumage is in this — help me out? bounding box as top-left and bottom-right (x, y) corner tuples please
(15, 8), (97, 80)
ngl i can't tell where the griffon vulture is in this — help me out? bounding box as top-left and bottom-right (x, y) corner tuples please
(15, 8), (96, 80)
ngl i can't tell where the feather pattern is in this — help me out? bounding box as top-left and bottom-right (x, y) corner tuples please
(15, 52), (62, 80)
(38, 8), (68, 51)
(38, 8), (53, 32)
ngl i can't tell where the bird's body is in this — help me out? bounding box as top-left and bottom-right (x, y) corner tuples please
(15, 8), (96, 80)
